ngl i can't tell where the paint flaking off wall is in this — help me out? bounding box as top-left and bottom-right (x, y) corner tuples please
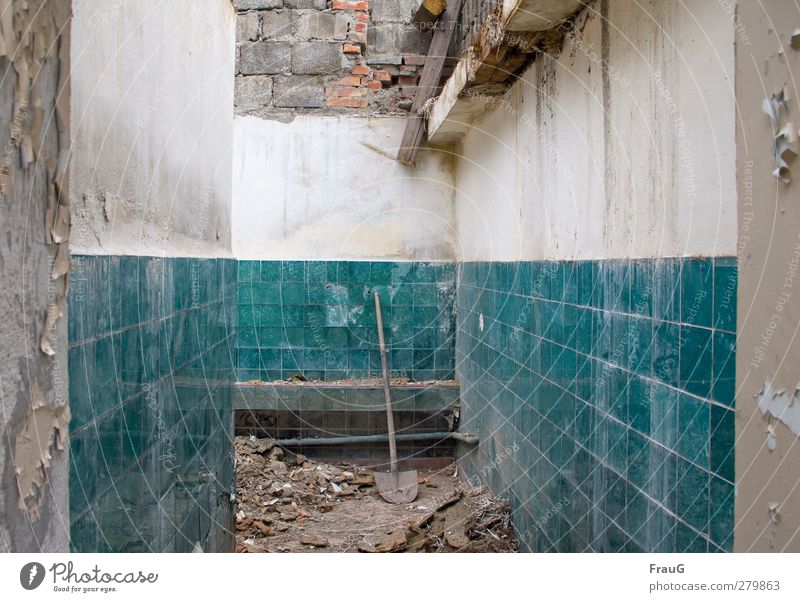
(13, 380), (71, 520)
(756, 378), (800, 437)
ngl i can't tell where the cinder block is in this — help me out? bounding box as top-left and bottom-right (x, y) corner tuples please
(273, 75), (325, 107)
(234, 0), (283, 9)
(367, 23), (397, 55)
(294, 11), (337, 39)
(370, 0), (416, 23)
(291, 42), (342, 74)
(237, 12), (260, 41)
(334, 12), (350, 40)
(285, 0), (327, 8)
(239, 42), (291, 74)
(261, 9), (294, 39)
(398, 25), (431, 54)
(235, 76), (274, 110)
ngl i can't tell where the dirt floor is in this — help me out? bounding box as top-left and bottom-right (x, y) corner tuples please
(234, 435), (517, 553)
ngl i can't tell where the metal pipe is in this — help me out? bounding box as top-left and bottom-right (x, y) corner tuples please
(274, 431), (479, 447)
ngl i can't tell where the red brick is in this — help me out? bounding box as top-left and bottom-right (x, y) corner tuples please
(331, 85), (367, 97)
(398, 75), (418, 86)
(326, 97), (368, 108)
(351, 65), (370, 76)
(354, 22), (367, 33)
(331, 75), (362, 86)
(400, 65), (417, 73)
(356, 12), (369, 22)
(368, 81), (382, 91)
(374, 70), (392, 82)
(332, 0), (368, 10)
(343, 43), (362, 54)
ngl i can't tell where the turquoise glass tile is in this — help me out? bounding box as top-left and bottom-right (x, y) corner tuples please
(681, 258), (713, 327)
(679, 325), (712, 397)
(69, 256), (236, 552)
(677, 393), (710, 468)
(710, 404), (735, 482)
(456, 257), (736, 553)
(712, 330), (736, 407)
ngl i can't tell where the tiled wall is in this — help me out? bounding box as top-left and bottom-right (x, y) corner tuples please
(68, 256), (238, 552)
(236, 261), (456, 383)
(456, 258), (736, 552)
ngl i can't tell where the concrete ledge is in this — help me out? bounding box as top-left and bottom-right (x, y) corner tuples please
(234, 382), (459, 411)
(503, 0), (584, 31)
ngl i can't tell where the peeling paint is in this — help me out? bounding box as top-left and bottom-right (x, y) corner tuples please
(755, 379), (800, 438)
(13, 380), (70, 521)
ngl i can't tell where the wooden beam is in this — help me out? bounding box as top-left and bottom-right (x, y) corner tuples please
(412, 0), (447, 30)
(396, 0), (464, 166)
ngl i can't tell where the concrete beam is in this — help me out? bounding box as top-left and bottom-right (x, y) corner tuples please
(427, 58), (508, 145)
(503, 0), (584, 32)
(426, 0), (583, 144)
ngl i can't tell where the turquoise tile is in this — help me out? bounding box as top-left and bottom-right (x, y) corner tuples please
(563, 262), (578, 304)
(238, 260), (259, 282)
(676, 522), (708, 553)
(630, 259), (654, 317)
(714, 259), (737, 332)
(676, 458), (709, 533)
(653, 320), (680, 386)
(710, 404), (735, 482)
(653, 258), (680, 322)
(712, 330), (735, 407)
(627, 316), (653, 375)
(281, 261), (305, 282)
(280, 282), (305, 305)
(681, 258), (713, 327)
(650, 383), (679, 448)
(677, 393), (710, 468)
(628, 376), (652, 433)
(306, 261), (327, 282)
(627, 430), (649, 489)
(260, 261), (281, 281)
(709, 476), (734, 551)
(604, 260), (630, 313)
(679, 326), (712, 397)
(576, 261), (595, 306)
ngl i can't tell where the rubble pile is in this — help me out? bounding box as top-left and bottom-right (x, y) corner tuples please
(234, 435), (517, 553)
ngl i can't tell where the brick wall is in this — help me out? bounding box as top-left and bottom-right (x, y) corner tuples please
(234, 0), (443, 114)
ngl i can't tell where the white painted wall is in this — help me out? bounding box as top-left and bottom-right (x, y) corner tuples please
(69, 0), (236, 257)
(233, 115), (456, 260)
(454, 0), (737, 262)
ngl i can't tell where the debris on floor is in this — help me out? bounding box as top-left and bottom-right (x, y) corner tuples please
(234, 435), (517, 553)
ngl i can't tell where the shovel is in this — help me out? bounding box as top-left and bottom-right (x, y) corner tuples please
(372, 290), (418, 504)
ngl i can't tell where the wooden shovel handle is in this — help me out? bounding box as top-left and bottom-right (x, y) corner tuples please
(374, 291), (398, 474)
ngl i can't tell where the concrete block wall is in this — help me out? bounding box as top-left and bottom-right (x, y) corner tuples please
(233, 0), (434, 114)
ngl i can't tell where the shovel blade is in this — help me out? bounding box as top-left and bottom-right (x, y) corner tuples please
(374, 469), (418, 504)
